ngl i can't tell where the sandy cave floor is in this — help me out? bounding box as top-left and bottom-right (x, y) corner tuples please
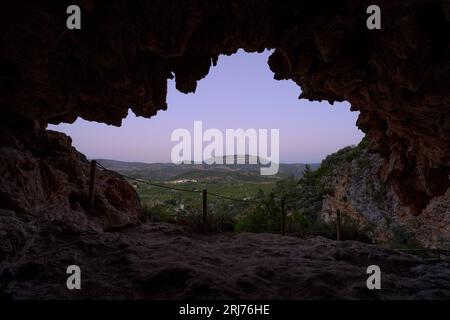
(1, 223), (450, 299)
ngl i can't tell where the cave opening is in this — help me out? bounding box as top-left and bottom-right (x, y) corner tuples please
(50, 49), (363, 165)
(39, 33), (450, 255)
(45, 49), (373, 243)
(3, 1), (450, 300)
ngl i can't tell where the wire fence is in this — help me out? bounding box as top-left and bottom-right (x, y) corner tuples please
(96, 161), (261, 203)
(393, 248), (450, 262)
(93, 160), (267, 233)
(95, 162), (200, 194)
(89, 160), (450, 261)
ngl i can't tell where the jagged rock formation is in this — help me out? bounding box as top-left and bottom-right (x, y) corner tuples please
(1, 1), (450, 300)
(1, 0), (450, 214)
(320, 143), (450, 248)
(0, 114), (142, 263)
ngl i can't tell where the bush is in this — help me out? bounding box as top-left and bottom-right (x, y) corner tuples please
(152, 200), (240, 233)
(235, 190), (281, 233)
(235, 207), (273, 233)
(208, 202), (238, 232)
(141, 137), (377, 244)
(285, 209), (329, 237)
(339, 215), (374, 243)
(143, 203), (174, 223)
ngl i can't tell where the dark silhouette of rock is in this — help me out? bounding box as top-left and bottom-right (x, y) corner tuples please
(1, 1), (449, 213)
(1, 0), (450, 300)
(0, 114), (142, 263)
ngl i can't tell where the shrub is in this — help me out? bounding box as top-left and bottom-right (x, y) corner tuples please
(339, 215), (374, 243)
(143, 203), (174, 223)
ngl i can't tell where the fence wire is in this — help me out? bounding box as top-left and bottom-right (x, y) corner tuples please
(95, 161), (259, 204)
(93, 161), (449, 258)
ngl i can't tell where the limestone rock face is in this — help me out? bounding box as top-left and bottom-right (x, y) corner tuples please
(1, 1), (449, 214)
(0, 115), (143, 263)
(321, 147), (450, 248)
(398, 187), (450, 248)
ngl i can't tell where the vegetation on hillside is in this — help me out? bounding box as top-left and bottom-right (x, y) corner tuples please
(140, 137), (374, 242)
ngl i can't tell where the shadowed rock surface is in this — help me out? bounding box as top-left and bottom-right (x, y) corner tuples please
(320, 144), (450, 247)
(1, 1), (450, 300)
(0, 116), (142, 263)
(1, 0), (449, 213)
(1, 223), (450, 299)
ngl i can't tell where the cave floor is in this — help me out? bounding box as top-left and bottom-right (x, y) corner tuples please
(2, 223), (450, 299)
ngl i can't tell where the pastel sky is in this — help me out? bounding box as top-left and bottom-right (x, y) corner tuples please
(49, 49), (364, 164)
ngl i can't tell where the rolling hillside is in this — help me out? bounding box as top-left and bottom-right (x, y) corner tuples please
(96, 157), (319, 182)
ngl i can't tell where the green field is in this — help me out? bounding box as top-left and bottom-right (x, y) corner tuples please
(134, 179), (277, 232)
(134, 180), (275, 207)
(96, 158), (320, 231)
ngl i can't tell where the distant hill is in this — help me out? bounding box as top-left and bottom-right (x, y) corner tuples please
(96, 157), (319, 182)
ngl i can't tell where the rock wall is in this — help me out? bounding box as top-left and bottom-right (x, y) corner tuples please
(321, 144), (450, 248)
(0, 114), (142, 263)
(1, 1), (449, 215)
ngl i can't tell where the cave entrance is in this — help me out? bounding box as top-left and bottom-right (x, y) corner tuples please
(50, 49), (364, 237)
(50, 49), (363, 165)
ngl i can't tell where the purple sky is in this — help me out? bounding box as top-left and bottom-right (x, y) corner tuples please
(49, 49), (364, 164)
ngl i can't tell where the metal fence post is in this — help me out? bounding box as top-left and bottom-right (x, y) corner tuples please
(203, 189), (207, 231)
(336, 209), (341, 241)
(281, 198), (286, 236)
(88, 160), (97, 209)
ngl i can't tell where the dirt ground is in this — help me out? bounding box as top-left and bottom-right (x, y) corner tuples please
(1, 223), (450, 299)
